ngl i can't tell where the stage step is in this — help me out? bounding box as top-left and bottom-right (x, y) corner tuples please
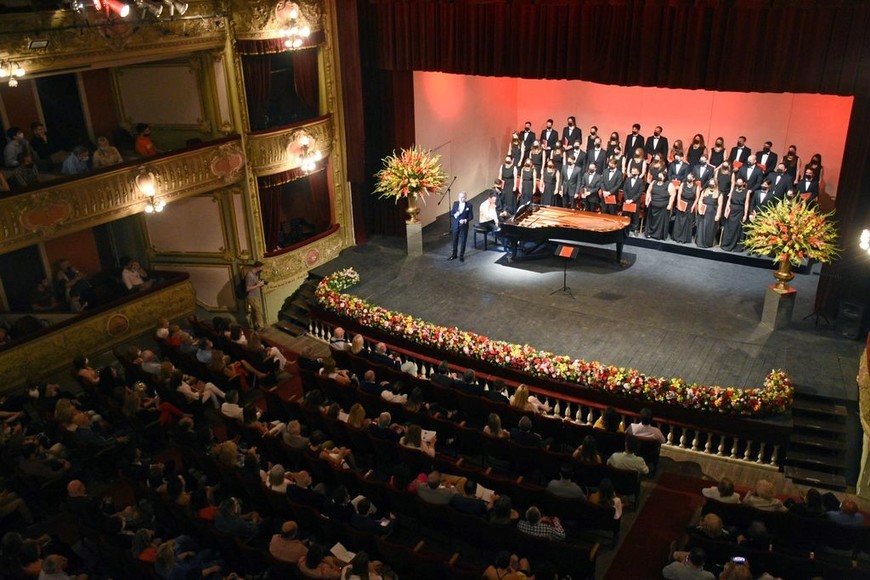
(277, 273), (320, 338)
(790, 432), (847, 451)
(784, 466), (848, 492)
(791, 415), (848, 434)
(785, 449), (844, 470)
(275, 320), (307, 337)
(791, 399), (847, 417)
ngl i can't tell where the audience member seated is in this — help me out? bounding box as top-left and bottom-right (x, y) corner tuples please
(488, 495), (518, 525)
(92, 136), (123, 169)
(455, 369), (485, 396)
(61, 146), (90, 176)
(510, 384), (551, 414)
(4, 127), (26, 168)
(449, 478), (491, 516)
(606, 436), (649, 475)
(662, 547), (714, 580)
(10, 152), (39, 189)
(626, 407), (666, 443)
(517, 506), (565, 541)
(349, 497), (395, 536)
(349, 334), (367, 357)
(736, 521), (770, 551)
(380, 381), (407, 404)
(672, 513), (731, 565)
(827, 497), (864, 526)
(785, 487), (825, 518)
(509, 416), (544, 448)
(135, 123), (159, 157)
(483, 551), (532, 580)
(346, 403), (369, 429)
(298, 543), (343, 579)
(369, 342), (400, 369)
(121, 258), (154, 293)
(282, 419), (310, 449)
(321, 357), (352, 387)
(263, 464), (289, 494)
(56, 259), (93, 310)
(399, 424), (436, 458)
(572, 435), (602, 464)
(269, 520), (308, 565)
(341, 551), (384, 580)
(430, 360), (456, 388)
(546, 464), (586, 499)
(589, 478), (622, 520)
(321, 486), (355, 523)
(214, 497), (262, 541)
(484, 413), (509, 439)
(329, 327), (349, 350)
(701, 477), (740, 504)
(286, 470), (325, 509)
(308, 430), (356, 470)
(593, 406), (624, 432)
(368, 412), (401, 442)
(29, 122), (64, 171)
(416, 471), (456, 506)
(741, 480), (785, 512)
(359, 370), (387, 395)
(154, 539), (223, 580)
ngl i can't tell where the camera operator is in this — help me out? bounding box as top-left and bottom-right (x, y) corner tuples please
(245, 261), (269, 331)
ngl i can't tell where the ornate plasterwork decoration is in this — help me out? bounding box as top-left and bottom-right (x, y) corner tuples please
(262, 227), (343, 289)
(230, 0), (323, 41)
(0, 280), (195, 391)
(0, 4), (227, 77)
(246, 115), (333, 176)
(0, 138), (244, 254)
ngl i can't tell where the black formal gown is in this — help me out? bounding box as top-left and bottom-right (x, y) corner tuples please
(519, 167), (535, 206)
(783, 155), (799, 182)
(671, 182), (698, 243)
(645, 181), (671, 240)
(500, 164), (517, 215)
(541, 169), (558, 206)
(530, 150), (544, 174)
(720, 188), (748, 252)
(695, 190), (720, 248)
(626, 158), (645, 179)
(550, 150), (564, 173)
(510, 143), (522, 164)
(709, 147), (726, 168)
(686, 145), (705, 166)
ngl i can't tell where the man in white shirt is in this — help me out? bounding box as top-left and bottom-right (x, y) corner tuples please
(220, 390), (244, 421)
(626, 408), (666, 443)
(607, 437), (650, 475)
(121, 259), (153, 292)
(478, 190), (499, 233)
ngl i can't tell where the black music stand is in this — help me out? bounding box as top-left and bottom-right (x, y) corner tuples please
(551, 244), (580, 298)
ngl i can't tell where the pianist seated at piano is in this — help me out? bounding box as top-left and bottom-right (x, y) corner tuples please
(479, 190), (500, 234)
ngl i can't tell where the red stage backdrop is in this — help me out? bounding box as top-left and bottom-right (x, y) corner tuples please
(414, 72), (853, 225)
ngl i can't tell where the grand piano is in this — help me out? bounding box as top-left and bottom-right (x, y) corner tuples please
(499, 203), (631, 262)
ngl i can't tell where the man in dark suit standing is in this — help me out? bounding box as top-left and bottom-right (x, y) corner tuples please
(540, 119), (558, 151)
(667, 152), (690, 183)
(560, 155), (581, 209)
(622, 167), (644, 233)
(644, 126), (668, 159)
(750, 180), (778, 220)
(600, 159), (623, 215)
(448, 191), (473, 262)
(769, 163), (791, 199)
(580, 163), (604, 212)
(693, 154), (714, 185)
(520, 121), (535, 160)
(737, 155), (763, 194)
(586, 137), (606, 175)
(624, 123), (644, 158)
(755, 141), (778, 177)
(562, 116), (581, 148)
(795, 168), (819, 203)
(728, 136), (750, 166)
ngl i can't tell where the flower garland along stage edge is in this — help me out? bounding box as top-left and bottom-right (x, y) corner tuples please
(743, 198), (839, 266)
(316, 269), (794, 417)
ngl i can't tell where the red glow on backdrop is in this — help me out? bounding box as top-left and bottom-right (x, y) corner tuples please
(413, 72), (853, 224)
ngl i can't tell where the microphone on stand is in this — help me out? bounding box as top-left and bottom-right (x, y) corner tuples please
(437, 176), (458, 205)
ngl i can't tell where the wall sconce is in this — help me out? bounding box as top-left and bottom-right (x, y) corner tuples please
(135, 0), (163, 18)
(135, 170), (166, 213)
(860, 229), (869, 255)
(296, 132), (322, 173)
(163, 0), (188, 15)
(279, 3), (311, 49)
(0, 61), (25, 88)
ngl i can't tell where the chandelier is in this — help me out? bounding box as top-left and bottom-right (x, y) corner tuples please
(279, 3), (311, 49)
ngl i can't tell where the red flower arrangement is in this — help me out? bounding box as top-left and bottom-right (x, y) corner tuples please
(316, 269), (794, 416)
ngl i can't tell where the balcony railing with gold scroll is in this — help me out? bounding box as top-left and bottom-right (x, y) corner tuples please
(0, 136), (245, 254)
(246, 114), (334, 176)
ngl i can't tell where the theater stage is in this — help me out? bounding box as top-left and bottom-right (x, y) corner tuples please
(312, 196), (862, 403)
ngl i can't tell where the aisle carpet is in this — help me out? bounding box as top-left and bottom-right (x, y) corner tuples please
(602, 473), (709, 580)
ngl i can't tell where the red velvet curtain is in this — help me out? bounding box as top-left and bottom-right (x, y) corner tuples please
(360, 0), (870, 97)
(257, 179), (283, 252)
(241, 55), (272, 132)
(293, 48), (320, 113)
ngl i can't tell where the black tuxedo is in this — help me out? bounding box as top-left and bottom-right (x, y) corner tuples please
(737, 164), (763, 193)
(751, 188), (780, 215)
(586, 148), (607, 174)
(795, 178), (819, 203)
(667, 161), (690, 183)
(768, 172), (791, 198)
(728, 145), (750, 165)
(561, 163), (581, 208)
(562, 126), (582, 147)
(644, 135), (669, 158)
(624, 133), (645, 157)
(693, 163), (714, 185)
(520, 129), (535, 157)
(622, 175), (644, 230)
(580, 171), (603, 211)
(450, 199), (473, 259)
(540, 128), (558, 150)
(600, 168), (623, 215)
(755, 150), (778, 175)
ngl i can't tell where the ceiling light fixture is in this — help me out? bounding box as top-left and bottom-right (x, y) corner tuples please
(162, 0), (188, 16)
(296, 132), (322, 173)
(279, 3), (311, 49)
(104, 0), (130, 17)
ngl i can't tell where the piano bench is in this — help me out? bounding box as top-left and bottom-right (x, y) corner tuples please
(473, 224), (494, 250)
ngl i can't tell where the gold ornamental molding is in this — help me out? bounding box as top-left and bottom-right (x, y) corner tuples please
(0, 279), (196, 391)
(230, 0), (323, 42)
(262, 225), (343, 289)
(246, 115), (334, 176)
(0, 3), (226, 77)
(0, 138), (245, 254)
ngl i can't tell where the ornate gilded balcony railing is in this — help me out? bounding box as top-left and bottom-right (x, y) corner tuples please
(246, 115), (334, 176)
(0, 273), (195, 390)
(0, 137), (245, 254)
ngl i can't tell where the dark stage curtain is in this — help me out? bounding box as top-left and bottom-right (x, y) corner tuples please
(293, 48), (320, 113)
(241, 55), (272, 132)
(360, 0), (870, 97)
(259, 165), (333, 255)
(258, 177), (283, 252)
